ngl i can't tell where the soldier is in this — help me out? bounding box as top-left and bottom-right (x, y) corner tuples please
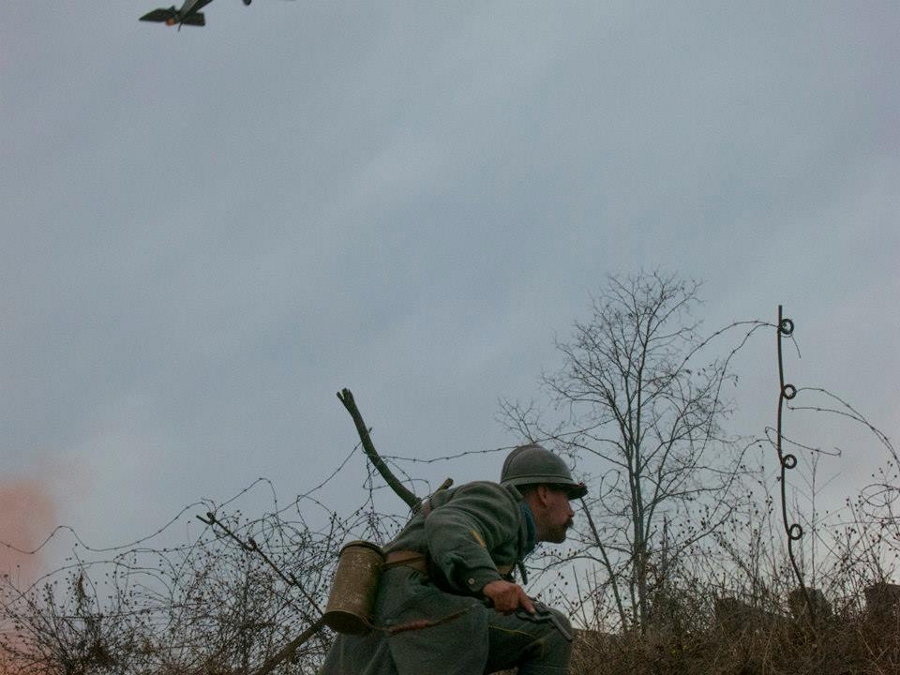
(319, 443), (586, 675)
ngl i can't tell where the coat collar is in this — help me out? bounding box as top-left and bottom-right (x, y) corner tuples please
(520, 502), (537, 556)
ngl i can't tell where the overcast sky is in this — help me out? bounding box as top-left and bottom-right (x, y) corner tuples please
(2, 1), (898, 579)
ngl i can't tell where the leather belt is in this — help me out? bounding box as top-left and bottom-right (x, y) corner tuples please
(384, 550), (428, 575)
(383, 550), (514, 577)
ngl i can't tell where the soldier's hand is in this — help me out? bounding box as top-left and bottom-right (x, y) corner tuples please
(482, 580), (535, 615)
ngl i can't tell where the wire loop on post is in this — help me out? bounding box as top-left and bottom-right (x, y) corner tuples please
(775, 305), (815, 626)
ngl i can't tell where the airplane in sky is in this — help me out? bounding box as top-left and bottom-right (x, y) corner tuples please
(139, 0), (285, 27)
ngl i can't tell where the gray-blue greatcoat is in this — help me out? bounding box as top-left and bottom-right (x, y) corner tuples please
(318, 481), (572, 675)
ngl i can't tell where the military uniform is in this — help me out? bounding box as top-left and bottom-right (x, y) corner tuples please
(319, 481), (572, 675)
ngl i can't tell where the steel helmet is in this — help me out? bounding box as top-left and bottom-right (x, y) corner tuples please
(500, 444), (587, 499)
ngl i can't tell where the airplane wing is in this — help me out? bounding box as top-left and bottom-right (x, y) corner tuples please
(180, 12), (206, 26)
(139, 8), (177, 22)
(139, 5), (207, 26)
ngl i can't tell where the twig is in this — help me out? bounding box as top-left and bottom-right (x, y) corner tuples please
(249, 616), (326, 675)
(196, 511), (324, 616)
(337, 388), (420, 510)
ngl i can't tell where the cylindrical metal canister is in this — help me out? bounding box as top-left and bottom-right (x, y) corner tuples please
(323, 540), (385, 634)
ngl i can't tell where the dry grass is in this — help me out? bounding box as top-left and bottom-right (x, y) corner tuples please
(568, 611), (900, 675)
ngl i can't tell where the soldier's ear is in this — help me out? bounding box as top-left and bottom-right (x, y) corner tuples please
(535, 484), (554, 506)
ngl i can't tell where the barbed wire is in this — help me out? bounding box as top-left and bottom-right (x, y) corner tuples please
(0, 442), (399, 674)
(2, 341), (896, 671)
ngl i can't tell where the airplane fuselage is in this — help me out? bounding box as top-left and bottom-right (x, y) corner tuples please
(140, 0), (245, 27)
(169, 0), (214, 24)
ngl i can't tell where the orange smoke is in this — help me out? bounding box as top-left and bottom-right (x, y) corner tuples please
(0, 478), (56, 587)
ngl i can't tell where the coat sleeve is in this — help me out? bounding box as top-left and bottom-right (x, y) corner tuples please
(423, 482), (521, 595)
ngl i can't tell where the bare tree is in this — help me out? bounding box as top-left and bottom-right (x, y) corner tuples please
(502, 271), (764, 632)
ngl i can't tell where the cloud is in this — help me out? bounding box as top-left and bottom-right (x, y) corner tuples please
(1, 0), (898, 572)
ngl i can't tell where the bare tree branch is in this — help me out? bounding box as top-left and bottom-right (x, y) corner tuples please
(337, 388), (420, 510)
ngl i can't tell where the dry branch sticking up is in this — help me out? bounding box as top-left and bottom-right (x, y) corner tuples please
(337, 388), (420, 510)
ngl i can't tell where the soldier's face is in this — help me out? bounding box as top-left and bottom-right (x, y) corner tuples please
(536, 486), (575, 544)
